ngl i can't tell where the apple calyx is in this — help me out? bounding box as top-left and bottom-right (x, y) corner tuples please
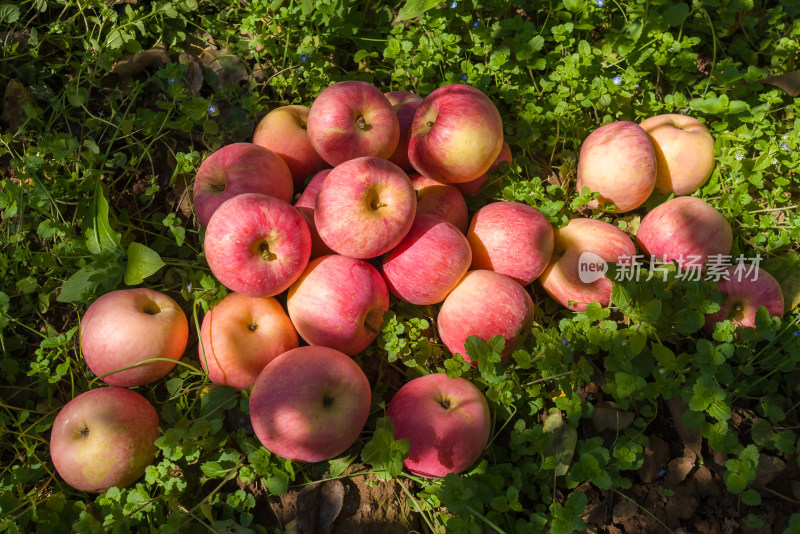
(208, 180), (226, 193)
(438, 396), (451, 410)
(247, 322), (258, 332)
(322, 395), (335, 408)
(80, 427), (89, 438)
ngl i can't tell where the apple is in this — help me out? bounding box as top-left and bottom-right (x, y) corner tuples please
(387, 373), (490, 478)
(314, 157), (416, 259)
(249, 346), (371, 463)
(81, 288), (188, 387)
(294, 169), (334, 259)
(640, 114), (716, 196)
(409, 83), (503, 183)
(192, 143), (294, 227)
(50, 387), (160, 493)
(637, 196), (732, 269)
(438, 270), (534, 365)
(204, 193), (311, 298)
(705, 267), (784, 331)
(410, 174), (469, 233)
(382, 214), (472, 305)
(198, 292), (299, 391)
(538, 218), (636, 312)
(385, 91), (423, 171)
(456, 142), (512, 196)
(287, 254), (389, 355)
(252, 105), (327, 188)
(466, 201), (554, 285)
(576, 121), (656, 212)
(307, 81), (399, 166)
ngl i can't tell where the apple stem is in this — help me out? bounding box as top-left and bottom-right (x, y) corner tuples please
(356, 115), (367, 130)
(426, 121), (434, 128)
(259, 242), (277, 262)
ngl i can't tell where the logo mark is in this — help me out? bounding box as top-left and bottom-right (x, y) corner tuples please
(578, 251), (608, 283)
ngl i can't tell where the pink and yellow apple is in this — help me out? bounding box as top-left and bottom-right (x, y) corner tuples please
(287, 254), (389, 355)
(640, 114), (716, 196)
(294, 169), (334, 259)
(198, 293), (299, 391)
(411, 174), (469, 233)
(385, 91), (423, 171)
(50, 387), (160, 493)
(705, 267), (784, 331)
(204, 193), (311, 298)
(314, 157), (416, 259)
(456, 142), (512, 196)
(538, 218), (636, 311)
(576, 121), (656, 212)
(252, 105), (328, 188)
(387, 373), (490, 478)
(192, 143), (294, 226)
(466, 201), (554, 285)
(81, 288), (188, 386)
(382, 214), (472, 305)
(637, 196), (732, 269)
(409, 84), (503, 183)
(438, 270), (534, 366)
(249, 346), (371, 463)
(307, 81), (399, 166)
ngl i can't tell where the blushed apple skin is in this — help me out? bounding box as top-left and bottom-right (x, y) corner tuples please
(382, 214), (472, 305)
(576, 121), (656, 213)
(538, 218), (636, 312)
(387, 373), (491, 478)
(411, 174), (469, 233)
(640, 114), (716, 196)
(294, 169), (334, 259)
(50, 387), (160, 493)
(252, 105), (328, 188)
(307, 81), (400, 166)
(409, 84), (503, 184)
(81, 288), (188, 386)
(385, 91), (423, 171)
(249, 346), (371, 463)
(315, 157), (416, 259)
(204, 193), (311, 298)
(637, 196), (732, 269)
(467, 201), (554, 286)
(287, 254), (389, 355)
(704, 267), (784, 332)
(198, 293), (299, 391)
(192, 143), (294, 226)
(456, 142), (512, 196)
(438, 270), (534, 366)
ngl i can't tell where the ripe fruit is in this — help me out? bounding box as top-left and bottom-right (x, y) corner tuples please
(410, 174), (469, 233)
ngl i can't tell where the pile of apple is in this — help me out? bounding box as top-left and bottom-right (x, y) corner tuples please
(50, 81), (786, 494)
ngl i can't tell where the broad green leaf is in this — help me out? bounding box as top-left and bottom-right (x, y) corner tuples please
(56, 260), (124, 303)
(124, 242), (166, 285)
(562, 0), (585, 14)
(0, 3), (19, 23)
(0, 291), (8, 329)
(663, 3), (690, 27)
(83, 180), (122, 255)
(395, 0), (440, 22)
(543, 411), (577, 476)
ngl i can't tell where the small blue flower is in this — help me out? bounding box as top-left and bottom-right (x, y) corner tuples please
(450, 0), (457, 7)
(187, 283), (193, 294)
(781, 143), (790, 152)
(612, 76), (622, 85)
(460, 73), (468, 82)
(586, 392), (594, 401)
(657, 468), (668, 478)
(300, 54), (309, 62)
(297, 67), (304, 73)
(472, 21), (480, 28)
(207, 105), (217, 114)
(596, 0), (604, 6)
(561, 337), (569, 347)
(793, 330), (800, 336)
(735, 153), (743, 161)
(168, 77), (176, 83)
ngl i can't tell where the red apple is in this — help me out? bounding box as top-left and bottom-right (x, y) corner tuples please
(287, 254), (389, 355)
(50, 387), (160, 493)
(315, 157), (416, 259)
(438, 270), (534, 365)
(467, 201), (554, 285)
(385, 91), (423, 171)
(538, 218), (636, 311)
(198, 292), (299, 391)
(249, 346), (371, 463)
(411, 174), (469, 233)
(307, 81), (399, 166)
(387, 373), (490, 478)
(640, 114), (716, 196)
(294, 169), (334, 259)
(409, 84), (503, 183)
(81, 288), (188, 386)
(192, 143), (294, 226)
(456, 142), (512, 196)
(637, 196), (732, 269)
(705, 267), (784, 331)
(382, 214), (472, 305)
(252, 105), (327, 188)
(204, 193), (311, 297)
(576, 121), (656, 212)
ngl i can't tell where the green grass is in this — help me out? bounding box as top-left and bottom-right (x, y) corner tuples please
(1, 0), (800, 532)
